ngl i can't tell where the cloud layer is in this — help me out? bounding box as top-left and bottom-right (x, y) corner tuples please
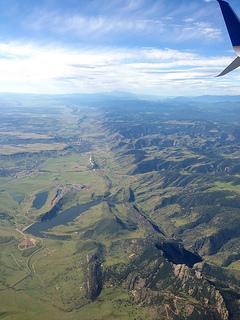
(0, 0), (239, 96)
(0, 42), (237, 96)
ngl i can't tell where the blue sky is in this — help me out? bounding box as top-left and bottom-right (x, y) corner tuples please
(0, 0), (240, 96)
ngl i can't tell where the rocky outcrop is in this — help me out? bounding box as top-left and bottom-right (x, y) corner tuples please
(85, 254), (103, 301)
(173, 264), (229, 320)
(194, 262), (240, 320)
(124, 258), (229, 320)
(105, 241), (229, 320)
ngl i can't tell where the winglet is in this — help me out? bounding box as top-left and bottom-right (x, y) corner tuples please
(216, 0), (240, 76)
(217, 0), (240, 47)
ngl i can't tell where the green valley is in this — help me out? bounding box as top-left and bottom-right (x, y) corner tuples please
(0, 94), (240, 320)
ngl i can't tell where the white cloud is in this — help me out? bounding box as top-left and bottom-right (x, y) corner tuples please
(0, 41), (237, 96)
(24, 6), (222, 43)
(26, 11), (164, 37)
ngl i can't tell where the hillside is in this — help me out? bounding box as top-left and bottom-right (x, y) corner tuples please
(0, 95), (239, 319)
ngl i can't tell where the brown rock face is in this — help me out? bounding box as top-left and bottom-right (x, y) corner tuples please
(120, 248), (229, 320)
(172, 264), (229, 320)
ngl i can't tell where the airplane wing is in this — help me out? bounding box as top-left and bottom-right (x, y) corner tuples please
(217, 56), (240, 77)
(217, 0), (240, 76)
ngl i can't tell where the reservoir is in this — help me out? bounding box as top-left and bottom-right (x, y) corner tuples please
(26, 198), (103, 237)
(32, 191), (48, 209)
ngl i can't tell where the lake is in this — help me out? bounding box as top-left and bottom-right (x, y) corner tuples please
(26, 198), (103, 237)
(32, 191), (48, 209)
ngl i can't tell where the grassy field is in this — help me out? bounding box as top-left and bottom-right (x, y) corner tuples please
(209, 181), (240, 193)
(0, 143), (66, 155)
(0, 131), (52, 139)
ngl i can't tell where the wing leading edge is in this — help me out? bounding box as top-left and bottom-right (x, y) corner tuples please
(217, 56), (240, 77)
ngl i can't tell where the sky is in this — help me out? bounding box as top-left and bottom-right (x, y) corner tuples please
(0, 0), (240, 96)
